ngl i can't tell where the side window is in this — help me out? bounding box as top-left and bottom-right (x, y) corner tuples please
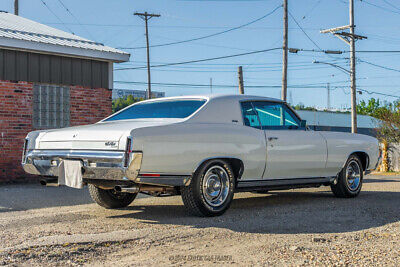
(252, 101), (300, 130)
(240, 102), (261, 129)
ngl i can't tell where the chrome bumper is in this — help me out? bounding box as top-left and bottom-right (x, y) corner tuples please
(22, 149), (142, 181)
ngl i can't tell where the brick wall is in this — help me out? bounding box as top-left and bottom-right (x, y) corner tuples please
(0, 80), (112, 182)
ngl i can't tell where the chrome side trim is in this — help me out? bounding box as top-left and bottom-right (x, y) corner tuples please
(126, 152), (143, 180)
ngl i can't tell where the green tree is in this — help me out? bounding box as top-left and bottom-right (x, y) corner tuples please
(357, 98), (387, 117)
(356, 98), (400, 142)
(292, 103), (317, 111)
(112, 95), (143, 113)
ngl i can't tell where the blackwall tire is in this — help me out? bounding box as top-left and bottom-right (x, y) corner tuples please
(88, 184), (137, 209)
(181, 159), (235, 217)
(331, 154), (363, 198)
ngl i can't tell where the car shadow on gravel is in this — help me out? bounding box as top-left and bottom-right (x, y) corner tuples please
(0, 185), (93, 212)
(109, 190), (400, 234)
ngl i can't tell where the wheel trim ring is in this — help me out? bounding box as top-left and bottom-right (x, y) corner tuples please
(346, 160), (361, 191)
(202, 166), (230, 207)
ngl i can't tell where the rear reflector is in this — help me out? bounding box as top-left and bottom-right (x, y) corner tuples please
(141, 173), (161, 177)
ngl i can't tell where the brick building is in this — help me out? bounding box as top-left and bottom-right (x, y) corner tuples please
(0, 12), (129, 181)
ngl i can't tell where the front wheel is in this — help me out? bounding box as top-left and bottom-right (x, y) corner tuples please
(88, 184), (137, 209)
(331, 155), (363, 198)
(181, 159), (235, 217)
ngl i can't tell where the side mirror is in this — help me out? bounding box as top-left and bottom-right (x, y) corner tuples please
(300, 120), (307, 129)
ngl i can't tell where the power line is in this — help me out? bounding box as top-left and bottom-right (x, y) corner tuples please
(56, 0), (96, 40)
(119, 58), (348, 66)
(359, 0), (400, 15)
(114, 47), (281, 70)
(118, 5), (282, 50)
(382, 0), (400, 12)
(45, 22), (321, 31)
(357, 88), (399, 98)
(358, 59), (400, 73)
(39, 0), (75, 34)
(301, 0), (322, 20)
(294, 48), (400, 53)
(288, 10), (322, 51)
(114, 80), (326, 89)
(114, 80), (400, 98)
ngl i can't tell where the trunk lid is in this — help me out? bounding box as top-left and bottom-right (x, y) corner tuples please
(37, 119), (182, 150)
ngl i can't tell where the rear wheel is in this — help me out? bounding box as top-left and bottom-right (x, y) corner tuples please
(88, 184), (137, 209)
(331, 155), (363, 198)
(181, 159), (235, 217)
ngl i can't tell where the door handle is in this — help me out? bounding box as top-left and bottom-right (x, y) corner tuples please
(268, 137), (278, 141)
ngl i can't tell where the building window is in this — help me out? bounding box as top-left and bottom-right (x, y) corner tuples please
(33, 84), (70, 129)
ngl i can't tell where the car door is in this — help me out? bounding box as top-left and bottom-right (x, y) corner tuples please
(250, 101), (328, 179)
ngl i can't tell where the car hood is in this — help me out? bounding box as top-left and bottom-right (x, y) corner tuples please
(36, 119), (183, 150)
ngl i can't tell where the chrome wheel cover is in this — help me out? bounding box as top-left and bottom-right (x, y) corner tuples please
(202, 166), (230, 207)
(346, 160), (361, 191)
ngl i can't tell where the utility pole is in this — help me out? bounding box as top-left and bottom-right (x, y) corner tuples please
(327, 83), (331, 110)
(349, 0), (357, 133)
(238, 66), (244, 94)
(281, 0), (288, 101)
(14, 0), (18, 15)
(134, 12), (160, 99)
(210, 78), (213, 94)
(320, 0), (366, 133)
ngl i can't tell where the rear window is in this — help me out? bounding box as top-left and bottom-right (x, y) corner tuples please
(104, 99), (207, 121)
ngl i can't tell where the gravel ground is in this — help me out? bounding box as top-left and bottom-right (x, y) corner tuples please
(0, 174), (399, 266)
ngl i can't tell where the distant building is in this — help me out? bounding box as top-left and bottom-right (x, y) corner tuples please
(296, 110), (379, 137)
(112, 89), (165, 99)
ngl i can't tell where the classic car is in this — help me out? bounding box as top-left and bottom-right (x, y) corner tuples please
(22, 94), (380, 216)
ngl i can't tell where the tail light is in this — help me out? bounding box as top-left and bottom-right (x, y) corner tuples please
(22, 139), (29, 163)
(124, 137), (133, 167)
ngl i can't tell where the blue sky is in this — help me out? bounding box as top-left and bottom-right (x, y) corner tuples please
(1, 0), (399, 108)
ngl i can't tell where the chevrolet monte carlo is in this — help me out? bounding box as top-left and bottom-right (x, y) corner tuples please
(22, 95), (380, 217)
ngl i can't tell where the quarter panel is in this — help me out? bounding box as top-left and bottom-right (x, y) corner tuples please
(320, 131), (379, 173)
(131, 123), (266, 180)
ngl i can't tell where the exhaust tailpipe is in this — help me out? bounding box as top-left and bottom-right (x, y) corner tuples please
(40, 178), (59, 187)
(114, 185), (140, 194)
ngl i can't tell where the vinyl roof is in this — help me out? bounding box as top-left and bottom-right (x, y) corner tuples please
(0, 11), (129, 62)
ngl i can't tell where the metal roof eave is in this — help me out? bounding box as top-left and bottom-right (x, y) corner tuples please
(0, 37), (130, 63)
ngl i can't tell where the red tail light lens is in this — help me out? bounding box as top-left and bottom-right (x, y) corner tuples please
(124, 137), (133, 167)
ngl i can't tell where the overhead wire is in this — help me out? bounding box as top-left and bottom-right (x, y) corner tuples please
(118, 4), (282, 50)
(114, 47), (281, 70)
(358, 59), (400, 73)
(287, 10), (323, 51)
(359, 0), (400, 15)
(114, 80), (400, 98)
(39, 0), (75, 34)
(55, 0), (96, 40)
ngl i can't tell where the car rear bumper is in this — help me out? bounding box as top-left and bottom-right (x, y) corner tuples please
(22, 149), (191, 187)
(22, 149), (142, 181)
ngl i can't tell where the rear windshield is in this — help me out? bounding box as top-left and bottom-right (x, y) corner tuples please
(104, 99), (207, 121)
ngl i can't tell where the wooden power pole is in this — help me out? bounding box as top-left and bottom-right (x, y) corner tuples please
(134, 12), (160, 99)
(320, 0), (366, 133)
(238, 66), (244, 94)
(14, 0), (18, 15)
(349, 0), (357, 133)
(281, 0), (288, 102)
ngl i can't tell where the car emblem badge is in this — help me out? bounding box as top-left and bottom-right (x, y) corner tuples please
(105, 141), (117, 147)
(72, 133), (78, 138)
